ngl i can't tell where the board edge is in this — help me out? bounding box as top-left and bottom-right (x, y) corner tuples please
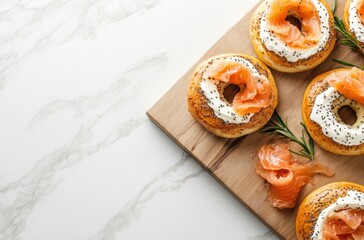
(146, 111), (284, 240)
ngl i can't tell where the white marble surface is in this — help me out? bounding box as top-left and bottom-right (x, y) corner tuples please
(0, 0), (279, 239)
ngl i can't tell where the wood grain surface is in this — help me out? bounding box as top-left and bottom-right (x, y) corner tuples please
(147, 1), (364, 239)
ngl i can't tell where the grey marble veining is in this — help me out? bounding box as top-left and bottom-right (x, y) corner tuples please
(28, 53), (168, 128)
(0, 0), (162, 89)
(0, 53), (167, 240)
(0, 0), (277, 239)
(91, 153), (203, 240)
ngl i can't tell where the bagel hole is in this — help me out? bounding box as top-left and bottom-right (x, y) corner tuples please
(223, 84), (241, 104)
(338, 106), (357, 126)
(276, 169), (290, 179)
(285, 15), (302, 32)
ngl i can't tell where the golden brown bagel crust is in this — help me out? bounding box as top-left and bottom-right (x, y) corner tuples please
(296, 182), (364, 240)
(343, 0), (364, 50)
(250, 0), (337, 73)
(187, 54), (278, 138)
(302, 69), (364, 155)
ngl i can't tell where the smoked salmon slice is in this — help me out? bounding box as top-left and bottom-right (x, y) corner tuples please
(203, 59), (272, 116)
(359, 0), (364, 24)
(266, 0), (321, 49)
(328, 67), (364, 105)
(322, 208), (364, 239)
(256, 143), (334, 209)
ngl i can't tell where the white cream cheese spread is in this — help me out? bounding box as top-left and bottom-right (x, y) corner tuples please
(260, 0), (330, 62)
(312, 190), (364, 239)
(349, 0), (364, 43)
(310, 87), (364, 146)
(200, 57), (263, 124)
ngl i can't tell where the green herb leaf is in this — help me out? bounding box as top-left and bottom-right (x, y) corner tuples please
(334, 16), (364, 55)
(332, 0), (337, 13)
(332, 58), (364, 70)
(260, 110), (315, 160)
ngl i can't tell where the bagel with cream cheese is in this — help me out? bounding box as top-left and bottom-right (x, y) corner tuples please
(302, 67), (364, 155)
(250, 0), (337, 73)
(187, 54), (278, 138)
(296, 182), (364, 240)
(343, 0), (364, 52)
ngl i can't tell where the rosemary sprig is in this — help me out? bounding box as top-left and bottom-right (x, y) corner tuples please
(260, 111), (315, 160)
(332, 0), (337, 13)
(334, 16), (364, 55)
(332, 58), (364, 70)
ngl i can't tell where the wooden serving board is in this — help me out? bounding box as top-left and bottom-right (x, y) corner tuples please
(147, 1), (364, 239)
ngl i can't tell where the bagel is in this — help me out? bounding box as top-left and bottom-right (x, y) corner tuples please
(343, 0), (364, 51)
(187, 54), (278, 138)
(302, 68), (364, 155)
(296, 182), (364, 240)
(250, 0), (337, 73)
